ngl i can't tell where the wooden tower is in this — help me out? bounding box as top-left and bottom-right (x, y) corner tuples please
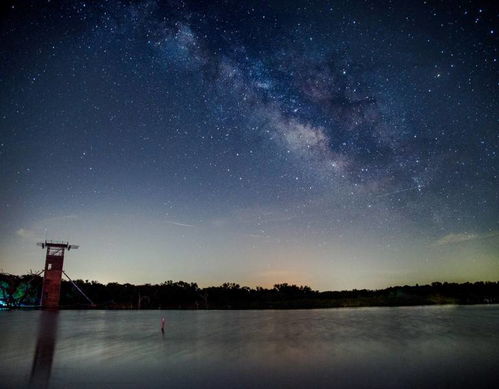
(37, 241), (78, 309)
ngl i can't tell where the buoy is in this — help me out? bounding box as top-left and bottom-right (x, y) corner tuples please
(161, 317), (166, 333)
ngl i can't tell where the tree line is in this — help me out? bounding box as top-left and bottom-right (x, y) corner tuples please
(1, 272), (499, 309)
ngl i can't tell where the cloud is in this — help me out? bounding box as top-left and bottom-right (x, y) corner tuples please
(16, 228), (40, 241)
(40, 214), (79, 223)
(245, 233), (267, 239)
(164, 220), (194, 228)
(433, 231), (499, 246)
(231, 206), (297, 226)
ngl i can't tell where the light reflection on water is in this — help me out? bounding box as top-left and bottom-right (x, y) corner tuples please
(1, 305), (498, 388)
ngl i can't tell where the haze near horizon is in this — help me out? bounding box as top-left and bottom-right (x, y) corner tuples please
(0, 0), (498, 290)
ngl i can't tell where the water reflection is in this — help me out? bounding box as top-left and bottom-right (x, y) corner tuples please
(29, 311), (59, 388)
(0, 306), (498, 387)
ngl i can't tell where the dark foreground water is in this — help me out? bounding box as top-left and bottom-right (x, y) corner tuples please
(1, 306), (498, 388)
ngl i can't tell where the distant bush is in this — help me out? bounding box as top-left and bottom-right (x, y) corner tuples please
(1, 272), (498, 309)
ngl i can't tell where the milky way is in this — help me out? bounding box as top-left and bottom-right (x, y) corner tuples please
(0, 1), (497, 289)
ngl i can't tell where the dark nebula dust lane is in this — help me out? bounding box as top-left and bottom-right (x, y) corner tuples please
(0, 0), (497, 289)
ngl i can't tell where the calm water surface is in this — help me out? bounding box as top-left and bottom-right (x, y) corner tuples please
(1, 305), (498, 388)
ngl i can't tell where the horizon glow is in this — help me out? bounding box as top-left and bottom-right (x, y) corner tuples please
(0, 1), (498, 291)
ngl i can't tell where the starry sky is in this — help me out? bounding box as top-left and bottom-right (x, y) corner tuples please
(0, 0), (498, 290)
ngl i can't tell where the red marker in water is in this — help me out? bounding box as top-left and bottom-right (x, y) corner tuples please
(161, 317), (166, 333)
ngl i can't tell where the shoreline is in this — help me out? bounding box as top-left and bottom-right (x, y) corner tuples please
(4, 301), (499, 311)
(2, 274), (498, 310)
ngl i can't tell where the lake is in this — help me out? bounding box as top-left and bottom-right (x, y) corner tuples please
(1, 305), (498, 388)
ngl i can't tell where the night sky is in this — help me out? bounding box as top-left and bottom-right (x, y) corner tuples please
(0, 0), (497, 290)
